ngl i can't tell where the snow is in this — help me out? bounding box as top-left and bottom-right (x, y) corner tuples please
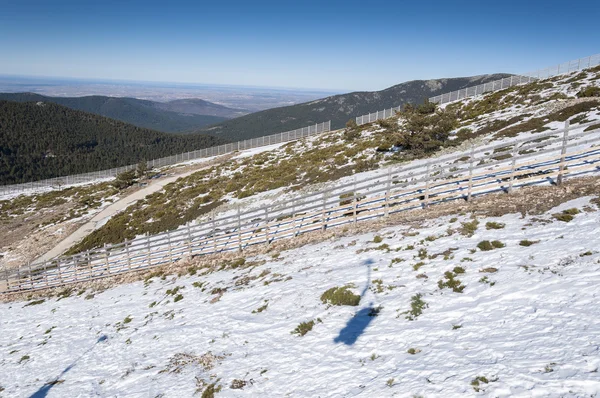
(2, 197), (600, 397)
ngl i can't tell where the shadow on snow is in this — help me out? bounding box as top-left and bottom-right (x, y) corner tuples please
(333, 259), (379, 346)
(30, 335), (108, 398)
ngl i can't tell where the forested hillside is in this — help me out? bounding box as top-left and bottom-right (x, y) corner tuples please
(0, 93), (232, 133)
(0, 101), (228, 184)
(154, 98), (248, 118)
(196, 73), (512, 141)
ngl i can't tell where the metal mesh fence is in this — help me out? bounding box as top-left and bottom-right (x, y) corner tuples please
(354, 53), (600, 126)
(355, 106), (403, 126)
(0, 121), (331, 197)
(429, 53), (600, 105)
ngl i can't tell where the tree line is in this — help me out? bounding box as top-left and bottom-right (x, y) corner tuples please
(0, 100), (228, 185)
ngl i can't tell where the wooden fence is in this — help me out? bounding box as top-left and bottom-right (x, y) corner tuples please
(2, 120), (600, 294)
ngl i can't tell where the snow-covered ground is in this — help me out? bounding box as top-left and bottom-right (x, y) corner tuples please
(2, 195), (600, 397)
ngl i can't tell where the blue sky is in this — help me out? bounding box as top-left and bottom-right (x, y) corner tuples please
(0, 0), (599, 92)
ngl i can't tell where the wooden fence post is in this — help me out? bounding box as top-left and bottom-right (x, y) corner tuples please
(146, 234), (152, 268)
(385, 167), (391, 217)
(557, 120), (570, 186)
(43, 261), (49, 288)
(353, 177), (358, 225)
(467, 146), (475, 201)
(3, 267), (10, 291)
(73, 255), (79, 281)
(57, 259), (63, 284)
(508, 145), (518, 193)
(187, 224), (193, 257)
(126, 239), (132, 271)
(212, 211), (217, 253)
(27, 261), (33, 290)
(237, 205), (242, 251)
(167, 231), (173, 264)
(16, 264), (22, 290)
(86, 251), (92, 279)
(424, 162), (431, 208)
(292, 199), (298, 237)
(265, 208), (270, 244)
(321, 191), (327, 232)
(104, 244), (110, 274)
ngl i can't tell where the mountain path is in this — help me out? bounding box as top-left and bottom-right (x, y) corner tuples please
(32, 158), (229, 265)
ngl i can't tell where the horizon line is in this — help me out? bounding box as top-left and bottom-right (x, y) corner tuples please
(0, 73), (349, 94)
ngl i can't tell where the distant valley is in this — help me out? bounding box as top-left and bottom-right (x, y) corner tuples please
(0, 93), (246, 133)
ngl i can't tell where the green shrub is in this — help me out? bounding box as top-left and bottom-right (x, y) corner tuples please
(229, 258), (246, 268)
(24, 299), (45, 307)
(577, 86), (600, 98)
(471, 376), (489, 392)
(343, 127), (361, 142)
(252, 301), (268, 314)
(346, 119), (358, 129)
(320, 286), (360, 306)
(477, 240), (504, 251)
(460, 220), (479, 236)
(553, 208), (580, 222)
(201, 384), (221, 398)
(519, 240), (539, 247)
(553, 213), (574, 222)
(166, 286), (184, 296)
(373, 235), (383, 243)
(404, 293), (428, 320)
(292, 320), (316, 336)
(113, 170), (137, 190)
(438, 270), (465, 293)
(477, 241), (494, 251)
(485, 221), (505, 230)
(375, 244), (390, 251)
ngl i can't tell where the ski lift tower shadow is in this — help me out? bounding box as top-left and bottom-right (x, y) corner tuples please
(333, 258), (378, 346)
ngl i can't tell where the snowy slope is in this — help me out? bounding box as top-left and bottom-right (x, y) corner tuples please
(2, 195), (600, 397)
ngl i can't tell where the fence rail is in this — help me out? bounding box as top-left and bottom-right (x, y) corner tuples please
(0, 121), (331, 197)
(429, 53), (600, 105)
(2, 120), (599, 295)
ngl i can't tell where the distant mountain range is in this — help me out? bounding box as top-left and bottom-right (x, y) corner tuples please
(0, 93), (247, 133)
(195, 74), (512, 141)
(0, 100), (228, 184)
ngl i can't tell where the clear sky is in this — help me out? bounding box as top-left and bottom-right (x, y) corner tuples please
(1, 0), (599, 92)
